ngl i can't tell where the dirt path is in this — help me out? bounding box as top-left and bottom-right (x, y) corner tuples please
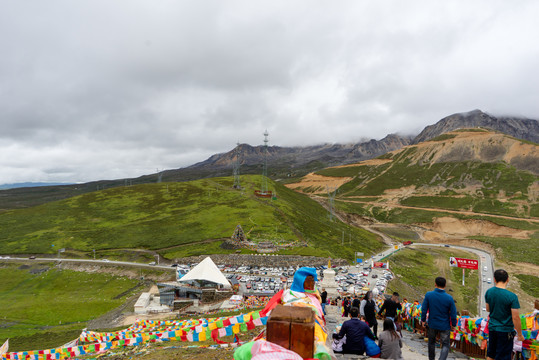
(336, 198), (539, 223)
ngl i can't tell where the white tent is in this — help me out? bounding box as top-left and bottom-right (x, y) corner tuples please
(178, 257), (231, 288)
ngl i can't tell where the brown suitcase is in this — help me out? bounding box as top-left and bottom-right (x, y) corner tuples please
(267, 305), (315, 359)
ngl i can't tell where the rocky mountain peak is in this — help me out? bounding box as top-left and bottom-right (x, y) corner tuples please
(412, 110), (539, 144)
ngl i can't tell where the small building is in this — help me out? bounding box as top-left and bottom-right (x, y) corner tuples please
(157, 257), (232, 309)
(134, 292), (151, 314)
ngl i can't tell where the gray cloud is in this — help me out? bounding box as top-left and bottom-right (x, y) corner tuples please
(1, 0), (538, 184)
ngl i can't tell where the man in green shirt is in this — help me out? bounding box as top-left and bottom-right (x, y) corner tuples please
(485, 269), (524, 360)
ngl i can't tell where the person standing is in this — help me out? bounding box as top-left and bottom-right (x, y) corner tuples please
(352, 294), (361, 309)
(336, 307), (376, 356)
(321, 288), (328, 315)
(485, 269), (524, 360)
(343, 296), (352, 317)
(360, 290), (380, 338)
(378, 318), (403, 360)
(420, 277), (457, 360)
(378, 292), (402, 323)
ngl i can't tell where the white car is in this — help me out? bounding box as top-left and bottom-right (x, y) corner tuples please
(483, 266), (488, 272)
(487, 278), (492, 284)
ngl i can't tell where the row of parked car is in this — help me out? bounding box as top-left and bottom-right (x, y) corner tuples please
(221, 265), (297, 277)
(226, 273), (293, 293)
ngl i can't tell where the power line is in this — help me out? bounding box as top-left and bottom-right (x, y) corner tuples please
(327, 186), (337, 221)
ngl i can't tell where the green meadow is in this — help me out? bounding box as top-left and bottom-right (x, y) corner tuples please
(0, 263), (140, 351)
(0, 175), (384, 261)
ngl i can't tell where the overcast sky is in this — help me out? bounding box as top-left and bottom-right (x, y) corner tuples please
(1, 0), (538, 184)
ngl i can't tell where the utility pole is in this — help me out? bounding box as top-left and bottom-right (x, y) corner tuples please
(327, 186), (337, 221)
(261, 131), (269, 194)
(93, 249), (96, 260)
(233, 142), (241, 189)
(342, 230), (344, 246)
(155, 254), (159, 265)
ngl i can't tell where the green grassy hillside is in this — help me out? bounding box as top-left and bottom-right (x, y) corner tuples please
(0, 175), (384, 261)
(386, 247), (480, 314)
(314, 130), (538, 220)
(0, 263), (140, 351)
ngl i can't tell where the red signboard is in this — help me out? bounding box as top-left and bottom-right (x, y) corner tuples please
(373, 262), (386, 268)
(449, 257), (478, 270)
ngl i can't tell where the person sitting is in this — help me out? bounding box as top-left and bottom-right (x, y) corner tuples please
(336, 306), (376, 356)
(235, 267), (330, 360)
(378, 318), (403, 360)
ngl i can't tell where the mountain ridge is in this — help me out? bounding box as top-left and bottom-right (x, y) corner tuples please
(1, 109), (538, 210)
(412, 109), (539, 144)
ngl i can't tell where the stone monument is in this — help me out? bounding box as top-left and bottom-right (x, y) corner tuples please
(319, 259), (339, 298)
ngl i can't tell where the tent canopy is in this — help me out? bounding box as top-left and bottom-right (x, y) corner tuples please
(178, 257), (231, 288)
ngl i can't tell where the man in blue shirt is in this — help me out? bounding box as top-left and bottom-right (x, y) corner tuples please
(337, 306), (376, 355)
(485, 269), (524, 360)
(420, 277), (457, 360)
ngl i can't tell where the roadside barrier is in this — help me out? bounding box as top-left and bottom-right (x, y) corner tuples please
(397, 300), (539, 359)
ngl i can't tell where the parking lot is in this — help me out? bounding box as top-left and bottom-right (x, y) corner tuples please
(217, 263), (394, 297)
(338, 263), (393, 297)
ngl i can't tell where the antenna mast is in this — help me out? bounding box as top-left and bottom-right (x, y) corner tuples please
(261, 130), (269, 194)
(327, 186), (337, 221)
(233, 142), (241, 189)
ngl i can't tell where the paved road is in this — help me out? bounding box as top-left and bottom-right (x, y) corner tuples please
(410, 243), (493, 317)
(3, 242), (494, 317)
(344, 241), (494, 317)
(0, 257), (175, 271)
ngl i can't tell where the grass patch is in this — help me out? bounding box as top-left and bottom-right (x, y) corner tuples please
(401, 196), (475, 211)
(469, 236), (539, 264)
(343, 160), (536, 198)
(429, 134), (457, 142)
(400, 195), (526, 218)
(386, 248), (479, 314)
(315, 166), (365, 178)
(0, 263), (139, 350)
(454, 128), (488, 133)
(163, 241), (256, 258)
(372, 226), (420, 242)
(337, 201), (449, 224)
(515, 274), (539, 298)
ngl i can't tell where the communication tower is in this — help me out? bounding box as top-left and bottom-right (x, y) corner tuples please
(327, 186), (337, 221)
(254, 130), (273, 197)
(261, 130), (269, 193)
(233, 142), (241, 189)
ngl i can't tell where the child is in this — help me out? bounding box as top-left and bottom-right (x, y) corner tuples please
(378, 318), (403, 360)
